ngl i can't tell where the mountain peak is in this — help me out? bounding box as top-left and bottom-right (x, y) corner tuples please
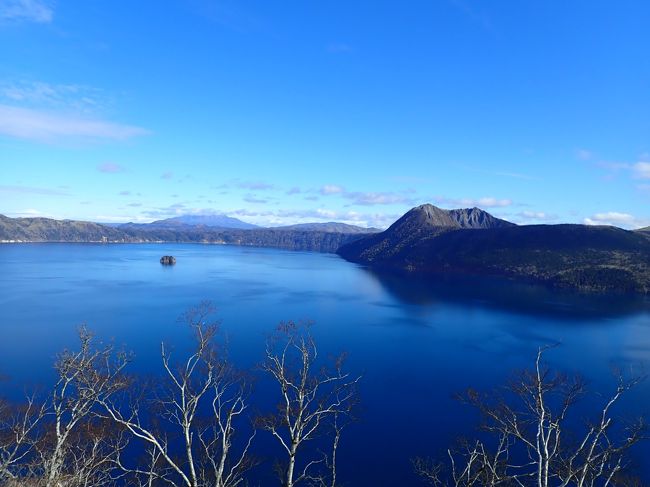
(392, 204), (514, 231)
(149, 214), (259, 230)
(338, 203), (514, 263)
(448, 207), (516, 229)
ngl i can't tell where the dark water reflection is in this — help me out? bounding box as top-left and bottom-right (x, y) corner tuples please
(365, 268), (650, 320)
(0, 243), (649, 485)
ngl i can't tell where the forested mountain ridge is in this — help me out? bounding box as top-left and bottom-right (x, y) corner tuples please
(0, 214), (372, 252)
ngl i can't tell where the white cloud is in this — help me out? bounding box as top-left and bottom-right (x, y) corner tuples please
(508, 211), (558, 224)
(583, 212), (650, 229)
(521, 211), (553, 220)
(320, 184), (345, 195)
(0, 81), (103, 110)
(229, 208), (398, 228)
(0, 0), (53, 23)
(318, 184), (415, 206)
(0, 104), (149, 143)
(343, 191), (414, 206)
(236, 180), (274, 190)
(576, 149), (593, 161)
(632, 162), (650, 179)
(6, 208), (55, 218)
(243, 194), (267, 204)
(434, 195), (513, 208)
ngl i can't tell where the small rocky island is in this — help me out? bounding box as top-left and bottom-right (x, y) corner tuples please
(160, 255), (176, 265)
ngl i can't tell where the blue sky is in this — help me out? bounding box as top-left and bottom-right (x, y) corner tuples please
(1, 0), (649, 228)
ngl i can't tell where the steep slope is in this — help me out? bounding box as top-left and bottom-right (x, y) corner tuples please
(338, 204), (513, 263)
(448, 207), (516, 229)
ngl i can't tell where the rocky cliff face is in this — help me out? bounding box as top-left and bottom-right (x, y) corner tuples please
(448, 207), (516, 229)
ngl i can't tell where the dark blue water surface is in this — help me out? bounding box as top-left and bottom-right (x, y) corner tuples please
(1, 243), (649, 485)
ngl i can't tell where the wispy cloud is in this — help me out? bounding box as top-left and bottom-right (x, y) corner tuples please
(97, 162), (125, 173)
(591, 155), (650, 187)
(595, 161), (630, 171)
(140, 203), (188, 219)
(318, 184), (415, 206)
(230, 207), (397, 228)
(214, 179), (276, 191)
(0, 81), (107, 113)
(583, 211), (650, 229)
(461, 164), (538, 181)
(343, 191), (414, 206)
(6, 208), (55, 218)
(236, 180), (275, 190)
(433, 195), (513, 208)
(576, 149), (593, 161)
(320, 184), (345, 195)
(0, 0), (53, 24)
(518, 211), (556, 221)
(160, 171), (174, 180)
(633, 162), (650, 179)
(243, 194), (267, 204)
(509, 210), (558, 224)
(0, 184), (68, 196)
(0, 105), (149, 143)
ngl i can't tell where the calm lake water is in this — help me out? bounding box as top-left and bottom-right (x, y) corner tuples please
(1, 243), (649, 485)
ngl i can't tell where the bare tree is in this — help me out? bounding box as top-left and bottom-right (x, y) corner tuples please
(0, 327), (129, 487)
(99, 302), (256, 487)
(0, 393), (46, 483)
(36, 327), (129, 487)
(258, 321), (360, 487)
(413, 347), (647, 487)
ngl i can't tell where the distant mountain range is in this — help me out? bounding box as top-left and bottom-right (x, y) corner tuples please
(128, 214), (260, 230)
(272, 222), (381, 234)
(338, 204), (650, 294)
(0, 214), (377, 252)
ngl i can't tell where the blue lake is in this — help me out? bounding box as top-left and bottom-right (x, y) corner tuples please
(1, 243), (649, 485)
